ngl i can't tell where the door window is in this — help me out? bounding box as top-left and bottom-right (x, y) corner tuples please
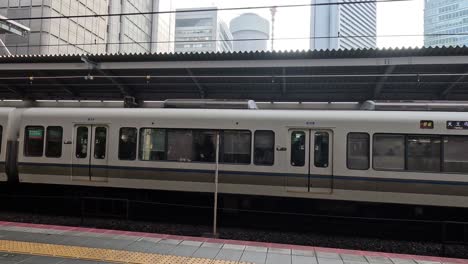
(75, 126), (88, 158)
(94, 127), (107, 159)
(314, 132), (329, 168)
(291, 131), (306, 166)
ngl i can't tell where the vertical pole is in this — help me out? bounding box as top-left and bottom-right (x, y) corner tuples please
(213, 132), (220, 236)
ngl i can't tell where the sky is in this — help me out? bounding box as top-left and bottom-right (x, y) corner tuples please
(165, 0), (425, 50)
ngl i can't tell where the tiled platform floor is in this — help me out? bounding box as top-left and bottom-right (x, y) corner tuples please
(0, 221), (465, 264)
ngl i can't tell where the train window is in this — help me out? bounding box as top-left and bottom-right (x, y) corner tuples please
(25, 126), (45, 157)
(291, 131), (306, 167)
(118, 127), (137, 160)
(221, 130), (251, 164)
(314, 132), (329, 168)
(139, 128), (166, 161)
(94, 127), (107, 159)
(443, 136), (468, 173)
(254, 130), (274, 166)
(75, 126), (88, 158)
(373, 134), (405, 170)
(193, 130), (216, 162)
(347, 133), (369, 170)
(407, 136), (441, 172)
(45, 126), (63, 158)
(167, 130), (194, 162)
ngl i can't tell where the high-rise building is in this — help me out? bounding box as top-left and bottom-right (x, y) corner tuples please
(310, 0), (376, 50)
(0, 0), (173, 55)
(230, 13), (270, 52)
(0, 0), (108, 55)
(107, 0), (173, 54)
(424, 0), (468, 47)
(174, 8), (232, 53)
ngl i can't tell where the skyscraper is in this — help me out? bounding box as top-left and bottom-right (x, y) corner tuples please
(174, 8), (232, 53)
(230, 13), (270, 52)
(0, 0), (173, 55)
(107, 0), (173, 54)
(424, 0), (468, 47)
(310, 0), (376, 50)
(0, 0), (108, 55)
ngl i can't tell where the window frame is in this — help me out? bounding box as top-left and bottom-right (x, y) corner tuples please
(346, 132), (370, 170)
(118, 127), (138, 161)
(220, 129), (252, 165)
(45, 126), (63, 158)
(24, 125), (45, 157)
(253, 130), (275, 166)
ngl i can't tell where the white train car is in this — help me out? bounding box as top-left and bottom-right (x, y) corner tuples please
(16, 107), (468, 208)
(0, 108), (17, 181)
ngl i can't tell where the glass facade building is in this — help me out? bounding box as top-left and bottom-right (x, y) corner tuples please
(174, 8), (233, 53)
(424, 0), (468, 47)
(0, 0), (108, 55)
(310, 0), (376, 50)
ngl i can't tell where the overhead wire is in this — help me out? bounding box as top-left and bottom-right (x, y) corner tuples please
(2, 0), (413, 21)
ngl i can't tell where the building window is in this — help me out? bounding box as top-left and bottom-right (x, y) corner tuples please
(347, 133), (370, 170)
(291, 131), (306, 167)
(254, 130), (274, 166)
(45, 126), (63, 158)
(25, 126), (45, 157)
(119, 127), (137, 160)
(373, 134), (405, 170)
(314, 132), (329, 168)
(221, 130), (251, 164)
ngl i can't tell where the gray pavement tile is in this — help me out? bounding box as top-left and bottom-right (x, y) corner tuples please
(365, 256), (392, 264)
(415, 261), (441, 264)
(343, 261), (370, 264)
(223, 244), (246, 250)
(201, 242), (223, 248)
(180, 240), (203, 247)
(138, 237), (161, 243)
(0, 253), (31, 262)
(245, 246), (268, 253)
(20, 255), (68, 264)
(266, 253), (292, 264)
(0, 260), (19, 264)
(318, 258), (344, 264)
(158, 238), (181, 245)
(268, 247), (292, 255)
(340, 254), (367, 262)
(390, 259), (416, 264)
(143, 243), (177, 254)
(241, 251), (267, 264)
(192, 247), (221, 259)
(124, 241), (155, 252)
(169, 245), (199, 257)
(293, 255), (318, 264)
(317, 252), (341, 259)
(215, 248), (243, 262)
(292, 249), (316, 257)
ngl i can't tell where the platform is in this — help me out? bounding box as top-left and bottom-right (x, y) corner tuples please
(0, 221), (465, 264)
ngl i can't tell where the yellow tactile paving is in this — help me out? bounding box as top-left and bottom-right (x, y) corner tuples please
(0, 240), (251, 264)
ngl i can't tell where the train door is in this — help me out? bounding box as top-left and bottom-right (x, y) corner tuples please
(71, 125), (108, 182)
(286, 129), (333, 193)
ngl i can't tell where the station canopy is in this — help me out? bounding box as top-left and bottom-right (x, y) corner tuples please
(0, 46), (468, 102)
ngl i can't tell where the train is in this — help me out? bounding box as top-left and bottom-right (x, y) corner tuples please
(0, 106), (467, 216)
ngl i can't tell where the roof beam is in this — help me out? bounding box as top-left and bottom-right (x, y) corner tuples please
(374, 65), (396, 99)
(186, 68), (205, 99)
(81, 56), (133, 98)
(281, 67), (287, 95)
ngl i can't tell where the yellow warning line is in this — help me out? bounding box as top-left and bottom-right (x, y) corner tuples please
(0, 240), (251, 264)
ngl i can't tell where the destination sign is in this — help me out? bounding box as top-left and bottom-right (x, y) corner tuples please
(447, 121), (468, 130)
